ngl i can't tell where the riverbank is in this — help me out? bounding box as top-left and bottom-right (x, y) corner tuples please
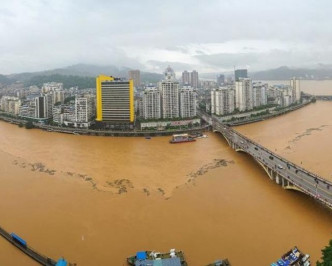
(0, 113), (210, 137)
(0, 99), (312, 136)
(222, 100), (312, 126)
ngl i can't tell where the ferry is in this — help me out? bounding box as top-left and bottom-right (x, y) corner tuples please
(169, 134), (196, 144)
(127, 249), (187, 265)
(189, 132), (208, 139)
(271, 246), (310, 266)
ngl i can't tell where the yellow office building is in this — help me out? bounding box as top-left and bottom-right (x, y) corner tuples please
(96, 75), (134, 123)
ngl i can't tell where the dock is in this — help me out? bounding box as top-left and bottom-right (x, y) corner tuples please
(0, 225), (71, 266)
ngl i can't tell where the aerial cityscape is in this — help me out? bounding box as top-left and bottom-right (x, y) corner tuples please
(0, 0), (332, 266)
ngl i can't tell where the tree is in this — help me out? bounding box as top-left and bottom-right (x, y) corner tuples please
(317, 239), (332, 266)
(25, 121), (34, 129)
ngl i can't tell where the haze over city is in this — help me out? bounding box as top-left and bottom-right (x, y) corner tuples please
(1, 0), (332, 74)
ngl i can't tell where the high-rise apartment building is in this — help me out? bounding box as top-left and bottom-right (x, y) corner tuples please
(290, 78), (301, 103)
(142, 86), (161, 120)
(128, 70), (141, 88)
(35, 96), (47, 118)
(182, 70), (199, 88)
(161, 66), (179, 119)
(252, 83), (267, 107)
(96, 75), (134, 123)
(74, 96), (95, 127)
(182, 71), (190, 85)
(235, 69), (248, 81)
(211, 87), (235, 115)
(281, 87), (293, 107)
(53, 90), (65, 104)
(191, 70), (199, 88)
(217, 74), (225, 86)
(179, 86), (197, 118)
(235, 78), (253, 111)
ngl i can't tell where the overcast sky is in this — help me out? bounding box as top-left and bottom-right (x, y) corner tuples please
(0, 0), (332, 74)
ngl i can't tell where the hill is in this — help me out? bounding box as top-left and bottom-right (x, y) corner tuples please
(4, 64), (163, 88)
(251, 66), (332, 80)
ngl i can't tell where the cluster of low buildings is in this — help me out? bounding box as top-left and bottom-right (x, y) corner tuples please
(0, 82), (96, 128)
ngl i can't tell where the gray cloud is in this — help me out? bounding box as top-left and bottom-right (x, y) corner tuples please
(0, 0), (332, 74)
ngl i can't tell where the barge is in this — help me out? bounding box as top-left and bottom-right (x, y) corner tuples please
(206, 258), (230, 266)
(169, 134), (196, 144)
(127, 249), (187, 265)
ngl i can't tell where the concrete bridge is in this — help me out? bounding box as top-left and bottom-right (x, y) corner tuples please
(208, 116), (332, 210)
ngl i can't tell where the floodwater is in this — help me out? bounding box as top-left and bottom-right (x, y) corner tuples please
(0, 103), (332, 265)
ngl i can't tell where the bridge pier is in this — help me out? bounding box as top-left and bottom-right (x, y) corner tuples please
(275, 174), (281, 185)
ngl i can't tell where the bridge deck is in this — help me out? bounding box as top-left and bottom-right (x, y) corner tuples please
(211, 117), (332, 210)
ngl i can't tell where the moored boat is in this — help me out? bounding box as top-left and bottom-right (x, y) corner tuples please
(206, 259), (230, 266)
(169, 134), (196, 144)
(271, 246), (310, 266)
(127, 249), (187, 265)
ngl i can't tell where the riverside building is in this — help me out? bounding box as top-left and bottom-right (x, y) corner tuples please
(179, 86), (197, 118)
(161, 66), (179, 119)
(235, 78), (253, 111)
(252, 82), (267, 107)
(0, 96), (21, 115)
(142, 86), (161, 120)
(211, 87), (235, 115)
(290, 78), (301, 103)
(96, 75), (134, 127)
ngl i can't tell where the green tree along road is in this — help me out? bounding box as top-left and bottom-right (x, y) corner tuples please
(317, 239), (332, 265)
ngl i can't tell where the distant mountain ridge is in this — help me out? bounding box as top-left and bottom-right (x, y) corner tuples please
(3, 64), (163, 86)
(251, 66), (332, 80)
(2, 64), (332, 88)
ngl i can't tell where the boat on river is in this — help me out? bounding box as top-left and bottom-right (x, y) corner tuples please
(206, 258), (230, 266)
(271, 246), (310, 266)
(169, 134), (196, 144)
(127, 249), (187, 265)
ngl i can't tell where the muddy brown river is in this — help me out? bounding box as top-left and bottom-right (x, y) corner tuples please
(0, 101), (331, 265)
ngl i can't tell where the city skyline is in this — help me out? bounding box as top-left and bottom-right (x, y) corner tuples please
(1, 0), (332, 74)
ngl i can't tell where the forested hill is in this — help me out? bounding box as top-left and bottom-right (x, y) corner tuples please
(24, 74), (96, 89)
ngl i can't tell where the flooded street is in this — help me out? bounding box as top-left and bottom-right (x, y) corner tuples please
(0, 101), (331, 265)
